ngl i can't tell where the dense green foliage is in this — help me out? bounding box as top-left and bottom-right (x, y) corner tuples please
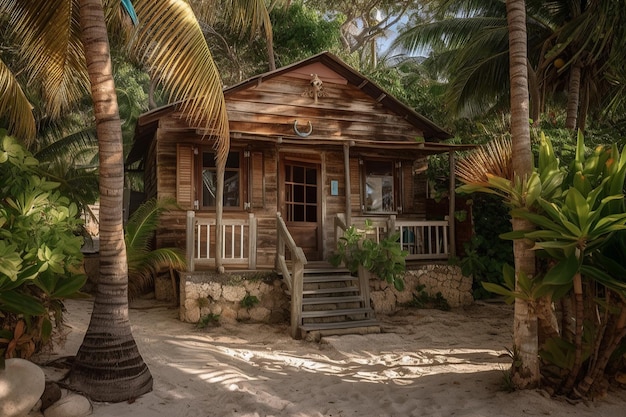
(270, 2), (342, 66)
(0, 130), (86, 365)
(469, 132), (626, 397)
(125, 198), (186, 299)
(330, 220), (407, 291)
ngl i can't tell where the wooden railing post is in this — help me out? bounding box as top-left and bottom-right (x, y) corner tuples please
(291, 254), (304, 338)
(249, 213), (257, 270)
(275, 212), (308, 339)
(357, 264), (372, 318)
(387, 214), (396, 239)
(186, 211), (195, 272)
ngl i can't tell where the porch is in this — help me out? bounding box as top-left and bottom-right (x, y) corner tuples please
(185, 211), (452, 272)
(184, 211), (455, 339)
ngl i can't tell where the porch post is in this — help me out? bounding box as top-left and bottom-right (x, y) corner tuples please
(215, 163), (225, 273)
(186, 210), (195, 272)
(448, 150), (456, 257)
(343, 142), (352, 225)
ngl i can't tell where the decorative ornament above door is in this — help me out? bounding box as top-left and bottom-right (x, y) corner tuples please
(302, 73), (327, 104)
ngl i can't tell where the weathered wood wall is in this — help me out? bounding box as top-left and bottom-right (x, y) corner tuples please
(143, 71), (434, 269)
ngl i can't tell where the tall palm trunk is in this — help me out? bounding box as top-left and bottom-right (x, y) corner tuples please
(66, 0), (152, 402)
(565, 62), (582, 130)
(506, 0), (540, 389)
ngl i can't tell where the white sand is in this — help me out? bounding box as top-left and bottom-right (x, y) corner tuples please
(43, 298), (626, 417)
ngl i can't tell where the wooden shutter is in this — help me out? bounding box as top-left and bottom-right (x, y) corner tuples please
(250, 151), (265, 208)
(176, 144), (194, 209)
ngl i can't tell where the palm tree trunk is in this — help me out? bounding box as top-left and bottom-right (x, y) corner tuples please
(507, 0), (540, 389)
(565, 62), (582, 130)
(527, 61), (541, 124)
(562, 272), (585, 393)
(577, 305), (626, 396)
(66, 0), (152, 402)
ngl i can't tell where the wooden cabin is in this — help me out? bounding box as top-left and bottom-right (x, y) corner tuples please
(127, 52), (474, 337)
(127, 51), (473, 272)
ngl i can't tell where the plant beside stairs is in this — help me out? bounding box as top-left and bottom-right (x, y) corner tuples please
(329, 219), (408, 291)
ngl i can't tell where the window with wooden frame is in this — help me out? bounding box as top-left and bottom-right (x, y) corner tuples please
(361, 159), (401, 214)
(198, 149), (246, 210)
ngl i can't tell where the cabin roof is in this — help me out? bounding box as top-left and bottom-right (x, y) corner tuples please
(128, 52), (462, 166)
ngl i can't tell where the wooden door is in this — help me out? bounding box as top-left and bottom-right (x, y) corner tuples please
(282, 160), (322, 261)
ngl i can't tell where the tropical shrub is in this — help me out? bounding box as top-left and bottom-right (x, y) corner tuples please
(461, 131), (626, 398)
(330, 219), (407, 291)
(0, 130), (86, 366)
(125, 198), (186, 299)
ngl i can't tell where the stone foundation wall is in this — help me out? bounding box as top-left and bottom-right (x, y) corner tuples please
(179, 265), (473, 324)
(369, 265), (473, 314)
(179, 271), (289, 324)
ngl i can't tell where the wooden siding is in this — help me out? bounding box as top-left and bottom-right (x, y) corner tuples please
(225, 75), (425, 143)
(143, 66), (440, 269)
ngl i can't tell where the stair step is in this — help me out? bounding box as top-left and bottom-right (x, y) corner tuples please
(302, 295), (364, 305)
(302, 286), (359, 296)
(303, 267), (350, 275)
(301, 307), (374, 319)
(303, 274), (356, 283)
(299, 319), (380, 332)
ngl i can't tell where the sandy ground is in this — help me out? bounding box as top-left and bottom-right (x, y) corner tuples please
(40, 297), (626, 417)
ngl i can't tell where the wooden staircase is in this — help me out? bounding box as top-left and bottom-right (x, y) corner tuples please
(295, 267), (381, 340)
(275, 213), (380, 340)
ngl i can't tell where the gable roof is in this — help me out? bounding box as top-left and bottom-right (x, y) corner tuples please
(223, 51), (451, 141)
(128, 52), (454, 166)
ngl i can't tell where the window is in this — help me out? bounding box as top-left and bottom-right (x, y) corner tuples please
(363, 160), (395, 213)
(201, 151), (241, 209)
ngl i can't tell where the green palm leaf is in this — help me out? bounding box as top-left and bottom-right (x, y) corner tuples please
(0, 59), (36, 140)
(130, 0), (230, 163)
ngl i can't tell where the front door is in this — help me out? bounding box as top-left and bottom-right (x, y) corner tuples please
(281, 159), (322, 261)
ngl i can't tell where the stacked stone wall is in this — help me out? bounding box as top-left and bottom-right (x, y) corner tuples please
(179, 265), (473, 324)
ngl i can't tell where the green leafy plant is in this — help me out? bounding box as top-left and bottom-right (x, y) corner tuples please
(240, 293), (259, 309)
(125, 198), (186, 299)
(0, 130), (86, 364)
(196, 313), (220, 329)
(467, 131), (626, 398)
(329, 219), (407, 291)
(402, 284), (450, 311)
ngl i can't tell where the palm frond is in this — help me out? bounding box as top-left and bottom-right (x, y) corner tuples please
(125, 197), (185, 299)
(0, 0), (90, 120)
(130, 0), (230, 164)
(0, 58), (36, 140)
(125, 197), (178, 252)
(395, 16), (508, 55)
(127, 248), (185, 299)
(456, 136), (513, 185)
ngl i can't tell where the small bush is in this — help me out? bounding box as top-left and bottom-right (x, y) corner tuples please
(196, 314), (220, 329)
(240, 294), (259, 309)
(402, 285), (451, 311)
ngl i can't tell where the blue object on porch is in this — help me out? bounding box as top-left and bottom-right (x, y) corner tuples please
(402, 228), (415, 253)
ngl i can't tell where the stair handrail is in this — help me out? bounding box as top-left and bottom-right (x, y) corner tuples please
(333, 213), (372, 317)
(275, 212), (308, 338)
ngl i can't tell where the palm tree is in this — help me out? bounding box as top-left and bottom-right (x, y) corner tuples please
(0, 0), (235, 402)
(506, 0), (540, 389)
(190, 0), (280, 71)
(395, 0), (624, 130)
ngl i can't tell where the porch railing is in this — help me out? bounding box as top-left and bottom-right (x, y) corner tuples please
(186, 211), (257, 271)
(335, 214), (450, 261)
(275, 212), (307, 339)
